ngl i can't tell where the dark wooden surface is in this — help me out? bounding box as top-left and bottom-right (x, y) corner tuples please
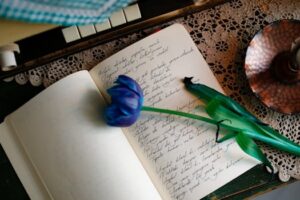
(0, 79), (293, 199)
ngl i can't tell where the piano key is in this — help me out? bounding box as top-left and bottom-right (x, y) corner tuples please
(109, 9), (127, 27)
(78, 24), (96, 38)
(62, 26), (81, 43)
(123, 4), (142, 22)
(94, 19), (112, 33)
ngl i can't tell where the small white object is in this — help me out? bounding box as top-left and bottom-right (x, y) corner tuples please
(0, 43), (19, 71)
(94, 19), (111, 32)
(78, 25), (96, 38)
(0, 51), (17, 71)
(123, 4), (142, 22)
(0, 43), (20, 82)
(1, 51), (16, 81)
(62, 26), (81, 43)
(109, 10), (127, 27)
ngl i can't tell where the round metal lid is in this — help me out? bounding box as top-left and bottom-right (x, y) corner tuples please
(244, 19), (300, 114)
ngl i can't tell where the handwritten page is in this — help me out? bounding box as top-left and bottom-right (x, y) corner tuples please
(90, 24), (258, 200)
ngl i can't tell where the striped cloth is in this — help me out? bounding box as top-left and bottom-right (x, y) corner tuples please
(0, 0), (134, 26)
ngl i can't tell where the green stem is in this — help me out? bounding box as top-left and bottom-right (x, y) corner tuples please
(141, 106), (300, 156)
(142, 106), (248, 133)
(142, 106), (220, 125)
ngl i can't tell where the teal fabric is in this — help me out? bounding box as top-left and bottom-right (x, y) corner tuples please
(0, 0), (134, 25)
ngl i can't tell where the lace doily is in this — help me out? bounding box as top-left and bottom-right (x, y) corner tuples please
(9, 0), (300, 181)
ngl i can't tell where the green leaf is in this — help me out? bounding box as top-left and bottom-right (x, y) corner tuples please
(206, 98), (300, 156)
(235, 133), (273, 171)
(183, 77), (264, 125)
(184, 77), (217, 103)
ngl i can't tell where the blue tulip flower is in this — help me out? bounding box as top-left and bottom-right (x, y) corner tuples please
(105, 75), (144, 127)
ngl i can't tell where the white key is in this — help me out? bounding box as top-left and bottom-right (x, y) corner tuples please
(110, 10), (126, 27)
(78, 25), (96, 38)
(62, 26), (81, 43)
(94, 19), (111, 32)
(123, 4), (141, 22)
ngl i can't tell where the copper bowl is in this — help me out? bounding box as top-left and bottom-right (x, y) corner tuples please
(244, 19), (300, 114)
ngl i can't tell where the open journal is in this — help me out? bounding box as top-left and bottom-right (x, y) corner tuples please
(0, 24), (258, 200)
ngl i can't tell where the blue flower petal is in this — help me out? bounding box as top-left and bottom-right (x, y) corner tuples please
(115, 96), (140, 113)
(105, 105), (140, 127)
(104, 75), (144, 127)
(115, 75), (143, 96)
(108, 113), (140, 127)
(107, 86), (142, 114)
(113, 97), (140, 115)
(107, 86), (136, 98)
